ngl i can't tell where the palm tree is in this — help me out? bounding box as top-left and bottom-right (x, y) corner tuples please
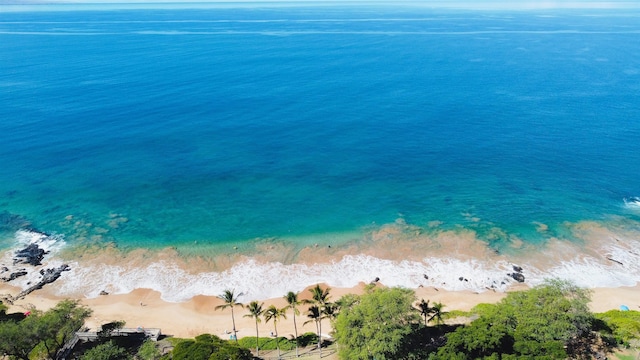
(307, 284), (331, 306)
(323, 302), (340, 327)
(264, 305), (287, 359)
(243, 301), (264, 355)
(303, 284), (331, 353)
(215, 289), (244, 343)
(428, 301), (448, 326)
(284, 291), (301, 357)
(303, 305), (323, 358)
(418, 299), (432, 326)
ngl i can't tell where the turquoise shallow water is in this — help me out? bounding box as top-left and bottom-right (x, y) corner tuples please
(1, 5), (640, 252)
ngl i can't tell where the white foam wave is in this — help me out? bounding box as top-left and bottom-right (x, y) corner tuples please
(543, 238), (640, 289)
(45, 255), (529, 302)
(14, 229), (66, 254)
(624, 197), (640, 210)
(5, 229), (640, 303)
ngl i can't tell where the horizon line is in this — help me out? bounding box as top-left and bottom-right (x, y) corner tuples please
(3, 0), (640, 11)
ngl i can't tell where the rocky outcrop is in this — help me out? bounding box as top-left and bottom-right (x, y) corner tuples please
(13, 243), (48, 266)
(508, 264), (525, 283)
(12, 264), (71, 301)
(509, 272), (525, 283)
(0, 228), (70, 303)
(1, 270), (27, 282)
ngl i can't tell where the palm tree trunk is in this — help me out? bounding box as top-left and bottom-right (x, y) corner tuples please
(292, 312), (299, 357)
(318, 318), (323, 358)
(231, 307), (238, 343)
(254, 320), (260, 355)
(275, 323), (281, 359)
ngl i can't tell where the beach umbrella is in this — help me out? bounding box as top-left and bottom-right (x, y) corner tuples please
(620, 305), (630, 311)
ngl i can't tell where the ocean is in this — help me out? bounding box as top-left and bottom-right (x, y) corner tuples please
(1, 3), (640, 302)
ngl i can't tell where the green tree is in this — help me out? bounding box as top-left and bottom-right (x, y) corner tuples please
(243, 301), (264, 355)
(38, 299), (93, 359)
(97, 320), (126, 340)
(136, 339), (162, 360)
(264, 305), (287, 359)
(417, 299), (432, 326)
(333, 287), (420, 360)
(215, 289), (244, 344)
(436, 279), (594, 359)
(0, 314), (41, 360)
(80, 340), (131, 360)
(284, 291), (301, 357)
(0, 299), (92, 360)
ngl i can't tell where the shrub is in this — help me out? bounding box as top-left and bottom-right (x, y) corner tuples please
(169, 334), (252, 360)
(237, 336), (295, 351)
(596, 310), (640, 347)
(80, 340), (131, 360)
(136, 339), (162, 360)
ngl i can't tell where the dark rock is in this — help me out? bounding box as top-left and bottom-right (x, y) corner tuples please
(423, 274), (429, 280)
(459, 277), (464, 281)
(14, 264), (70, 301)
(509, 273), (525, 283)
(13, 243), (48, 266)
(1, 270), (28, 282)
(512, 265), (523, 273)
(99, 290), (109, 296)
(1, 266), (8, 273)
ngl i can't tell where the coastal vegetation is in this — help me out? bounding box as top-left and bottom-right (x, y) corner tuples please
(3, 281), (640, 360)
(434, 279), (596, 359)
(334, 287), (421, 359)
(170, 334), (252, 360)
(0, 299), (92, 360)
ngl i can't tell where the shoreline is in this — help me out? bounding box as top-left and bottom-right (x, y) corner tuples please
(2, 221), (640, 340)
(4, 219), (640, 304)
(2, 281), (638, 340)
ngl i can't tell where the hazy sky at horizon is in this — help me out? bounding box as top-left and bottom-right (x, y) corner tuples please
(2, 0), (640, 10)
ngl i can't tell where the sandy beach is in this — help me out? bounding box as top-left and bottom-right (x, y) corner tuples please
(2, 281), (638, 341)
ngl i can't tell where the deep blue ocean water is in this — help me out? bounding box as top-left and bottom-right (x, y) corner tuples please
(1, 5), (640, 253)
